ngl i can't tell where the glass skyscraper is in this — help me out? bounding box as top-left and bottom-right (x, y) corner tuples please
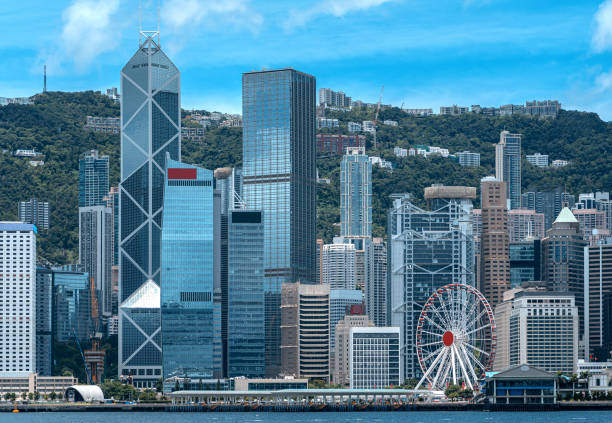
(119, 31), (181, 387)
(495, 131), (522, 210)
(227, 209), (265, 378)
(79, 150), (109, 207)
(242, 68), (316, 376)
(340, 146), (372, 237)
(161, 157), (215, 384)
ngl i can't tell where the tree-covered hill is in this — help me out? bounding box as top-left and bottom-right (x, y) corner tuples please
(0, 92), (610, 263)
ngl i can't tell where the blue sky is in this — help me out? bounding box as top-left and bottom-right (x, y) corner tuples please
(3, 0), (612, 119)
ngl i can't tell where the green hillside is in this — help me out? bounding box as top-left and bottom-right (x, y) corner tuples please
(1, 92), (610, 263)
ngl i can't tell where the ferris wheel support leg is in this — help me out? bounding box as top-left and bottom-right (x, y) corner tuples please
(451, 345), (457, 385)
(415, 346), (447, 390)
(459, 343), (480, 389)
(454, 345), (473, 391)
(430, 348), (450, 390)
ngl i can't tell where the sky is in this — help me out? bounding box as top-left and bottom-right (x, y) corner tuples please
(2, 0), (612, 119)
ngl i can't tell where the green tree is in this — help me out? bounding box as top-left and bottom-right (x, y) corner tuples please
(21, 392), (27, 400)
(50, 392), (57, 401)
(445, 384), (461, 400)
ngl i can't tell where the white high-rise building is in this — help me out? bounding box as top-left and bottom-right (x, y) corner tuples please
(0, 222), (37, 374)
(494, 287), (578, 373)
(349, 327), (401, 389)
(322, 241), (356, 289)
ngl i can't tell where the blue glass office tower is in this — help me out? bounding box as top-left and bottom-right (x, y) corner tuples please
(119, 31), (181, 387)
(496, 131), (521, 210)
(227, 209), (265, 378)
(340, 147), (372, 237)
(79, 150), (109, 207)
(160, 157), (214, 384)
(242, 69), (316, 376)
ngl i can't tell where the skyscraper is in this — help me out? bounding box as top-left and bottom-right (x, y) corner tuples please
(160, 158), (215, 384)
(340, 146), (371, 238)
(480, 177), (510, 307)
(18, 199), (49, 229)
(509, 240), (541, 289)
(494, 287), (578, 373)
(584, 240), (612, 360)
(521, 189), (575, 230)
(119, 31), (181, 387)
(242, 68), (316, 376)
(389, 186), (475, 379)
(36, 267), (54, 376)
(280, 283), (330, 381)
(322, 241), (356, 289)
(0, 222), (36, 374)
(79, 206), (113, 319)
(365, 237), (387, 327)
(495, 131), (521, 210)
(79, 150), (109, 207)
(227, 209), (265, 378)
(213, 166), (243, 377)
(53, 266), (90, 343)
(542, 208), (587, 344)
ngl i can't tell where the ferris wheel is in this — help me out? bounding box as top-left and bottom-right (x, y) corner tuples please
(415, 283), (496, 392)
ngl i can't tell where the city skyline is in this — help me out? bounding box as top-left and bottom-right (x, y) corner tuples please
(4, 1), (612, 119)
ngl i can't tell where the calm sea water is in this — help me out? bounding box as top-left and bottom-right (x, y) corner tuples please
(1, 412), (609, 423)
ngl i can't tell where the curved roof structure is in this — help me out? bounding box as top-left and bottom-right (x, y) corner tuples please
(65, 385), (104, 402)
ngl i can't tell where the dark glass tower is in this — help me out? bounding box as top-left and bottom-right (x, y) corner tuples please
(79, 150), (109, 207)
(119, 31), (180, 387)
(161, 158), (215, 385)
(242, 69), (316, 376)
(227, 209), (265, 378)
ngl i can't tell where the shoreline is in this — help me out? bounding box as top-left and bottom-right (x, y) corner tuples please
(2, 401), (612, 412)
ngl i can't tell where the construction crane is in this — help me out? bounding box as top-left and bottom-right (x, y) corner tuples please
(73, 328), (94, 385)
(373, 86), (384, 149)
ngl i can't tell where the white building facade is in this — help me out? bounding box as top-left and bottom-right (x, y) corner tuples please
(322, 242), (356, 289)
(0, 222), (37, 374)
(350, 327), (401, 389)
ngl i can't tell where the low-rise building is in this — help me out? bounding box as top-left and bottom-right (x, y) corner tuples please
(393, 147), (408, 157)
(181, 127), (205, 141)
(551, 159), (569, 168)
(403, 108), (433, 117)
(349, 327), (400, 389)
(85, 116), (120, 134)
(317, 118), (339, 129)
(316, 134), (365, 154)
(526, 153), (549, 167)
(484, 364), (557, 405)
(368, 156), (393, 169)
(347, 122), (362, 133)
(0, 373), (77, 395)
(440, 105), (469, 115)
(362, 121), (375, 133)
(383, 120), (398, 126)
(233, 377), (308, 391)
(457, 151), (480, 167)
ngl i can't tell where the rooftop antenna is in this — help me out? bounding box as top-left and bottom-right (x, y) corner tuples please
(138, 0), (142, 46)
(43, 65), (47, 93)
(157, 0), (161, 47)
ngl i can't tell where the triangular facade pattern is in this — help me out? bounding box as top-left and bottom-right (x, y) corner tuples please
(118, 33), (181, 386)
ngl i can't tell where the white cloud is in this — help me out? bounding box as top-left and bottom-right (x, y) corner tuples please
(592, 0), (612, 52)
(285, 0), (394, 30)
(60, 0), (122, 71)
(596, 68), (612, 91)
(161, 0), (262, 32)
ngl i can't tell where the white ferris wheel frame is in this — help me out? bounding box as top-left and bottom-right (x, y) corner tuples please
(415, 283), (496, 392)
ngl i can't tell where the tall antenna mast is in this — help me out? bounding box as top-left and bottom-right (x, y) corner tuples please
(138, 0), (142, 46)
(43, 65), (47, 93)
(157, 0), (161, 47)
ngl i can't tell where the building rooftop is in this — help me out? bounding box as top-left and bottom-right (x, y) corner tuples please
(488, 364), (555, 380)
(554, 207), (578, 224)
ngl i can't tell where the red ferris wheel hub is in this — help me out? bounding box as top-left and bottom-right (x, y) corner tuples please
(442, 331), (454, 347)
